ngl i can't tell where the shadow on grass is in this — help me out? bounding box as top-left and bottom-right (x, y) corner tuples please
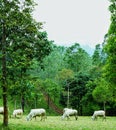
(0, 124), (11, 130)
(0, 124), (52, 130)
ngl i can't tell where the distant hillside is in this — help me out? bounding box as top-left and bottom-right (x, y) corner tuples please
(54, 43), (95, 56)
(81, 44), (95, 56)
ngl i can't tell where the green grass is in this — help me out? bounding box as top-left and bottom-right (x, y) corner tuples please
(0, 116), (116, 130)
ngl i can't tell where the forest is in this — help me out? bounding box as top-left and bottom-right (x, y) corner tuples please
(0, 0), (116, 127)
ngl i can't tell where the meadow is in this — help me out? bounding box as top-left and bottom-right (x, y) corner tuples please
(0, 116), (116, 130)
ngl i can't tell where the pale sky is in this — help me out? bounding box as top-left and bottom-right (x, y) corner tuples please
(33, 0), (111, 48)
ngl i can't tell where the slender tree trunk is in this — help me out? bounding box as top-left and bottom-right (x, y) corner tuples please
(47, 94), (50, 109)
(21, 96), (25, 112)
(14, 99), (17, 109)
(103, 101), (106, 112)
(35, 96), (38, 108)
(1, 22), (8, 126)
(67, 84), (70, 108)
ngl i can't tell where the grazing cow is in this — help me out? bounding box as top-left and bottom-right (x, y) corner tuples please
(92, 110), (106, 121)
(13, 109), (23, 118)
(26, 108), (46, 121)
(62, 108), (78, 120)
(63, 108), (72, 113)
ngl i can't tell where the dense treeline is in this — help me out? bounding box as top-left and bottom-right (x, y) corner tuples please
(0, 0), (116, 127)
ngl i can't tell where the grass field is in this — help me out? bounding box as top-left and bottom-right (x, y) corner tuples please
(0, 116), (116, 130)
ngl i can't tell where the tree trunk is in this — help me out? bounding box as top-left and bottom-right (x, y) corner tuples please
(35, 96), (38, 108)
(14, 99), (17, 109)
(1, 22), (8, 126)
(67, 84), (70, 108)
(47, 94), (50, 109)
(103, 101), (106, 112)
(21, 96), (25, 112)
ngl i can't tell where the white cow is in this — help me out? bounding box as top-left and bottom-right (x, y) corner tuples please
(13, 109), (23, 118)
(62, 108), (78, 120)
(92, 110), (106, 121)
(63, 108), (72, 113)
(26, 108), (46, 121)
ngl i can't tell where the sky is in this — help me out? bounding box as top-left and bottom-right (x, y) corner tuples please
(33, 0), (111, 48)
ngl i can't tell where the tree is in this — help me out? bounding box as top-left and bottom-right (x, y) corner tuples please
(92, 78), (112, 111)
(43, 79), (61, 109)
(92, 44), (102, 66)
(0, 0), (52, 126)
(81, 80), (98, 115)
(90, 44), (104, 79)
(69, 73), (89, 115)
(37, 45), (66, 80)
(57, 68), (74, 107)
(64, 43), (92, 74)
(1, 18), (8, 126)
(103, 0), (116, 99)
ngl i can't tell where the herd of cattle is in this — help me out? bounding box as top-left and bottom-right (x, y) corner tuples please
(0, 107), (106, 121)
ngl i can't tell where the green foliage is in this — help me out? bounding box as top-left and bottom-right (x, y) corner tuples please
(69, 74), (89, 115)
(64, 43), (92, 74)
(82, 102), (100, 115)
(37, 45), (66, 80)
(91, 43), (106, 79)
(0, 0), (52, 126)
(92, 79), (112, 103)
(43, 79), (61, 100)
(0, 0), (52, 72)
(92, 44), (102, 65)
(81, 80), (97, 115)
(103, 0), (116, 98)
(57, 68), (74, 81)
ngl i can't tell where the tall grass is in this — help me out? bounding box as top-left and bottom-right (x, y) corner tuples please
(0, 116), (115, 130)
